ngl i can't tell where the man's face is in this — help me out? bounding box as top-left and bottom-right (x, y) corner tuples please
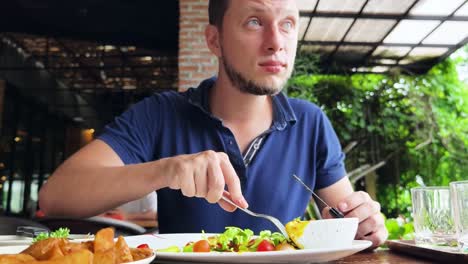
(219, 0), (299, 95)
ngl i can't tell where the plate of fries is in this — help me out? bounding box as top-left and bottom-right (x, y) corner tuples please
(0, 227), (155, 263)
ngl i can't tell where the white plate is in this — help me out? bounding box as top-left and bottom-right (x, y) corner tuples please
(0, 243), (156, 264)
(0, 236), (32, 246)
(0, 234), (94, 246)
(125, 233), (372, 263)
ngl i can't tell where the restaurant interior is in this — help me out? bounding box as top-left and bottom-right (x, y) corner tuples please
(0, 0), (467, 262)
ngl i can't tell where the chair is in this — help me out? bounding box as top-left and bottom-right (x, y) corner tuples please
(37, 216), (146, 237)
(0, 216), (50, 235)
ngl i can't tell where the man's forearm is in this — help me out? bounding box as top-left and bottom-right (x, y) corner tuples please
(39, 160), (167, 218)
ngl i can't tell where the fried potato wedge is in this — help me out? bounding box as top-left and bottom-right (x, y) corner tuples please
(130, 247), (153, 261)
(0, 253), (36, 263)
(93, 249), (115, 264)
(30, 249), (93, 264)
(115, 236), (133, 263)
(94, 227), (115, 252)
(21, 238), (67, 260)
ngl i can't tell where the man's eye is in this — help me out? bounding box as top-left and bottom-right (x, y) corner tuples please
(247, 19), (261, 27)
(282, 21), (294, 31)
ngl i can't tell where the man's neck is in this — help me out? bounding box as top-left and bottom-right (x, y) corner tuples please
(209, 77), (273, 125)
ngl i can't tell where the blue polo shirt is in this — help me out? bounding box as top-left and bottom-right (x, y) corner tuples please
(98, 77), (346, 234)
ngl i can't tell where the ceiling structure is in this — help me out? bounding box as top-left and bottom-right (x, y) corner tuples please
(0, 0), (179, 128)
(1, 0), (468, 128)
(0, 33), (178, 92)
(0, 0), (179, 52)
(0, 35), (178, 128)
(297, 0), (468, 74)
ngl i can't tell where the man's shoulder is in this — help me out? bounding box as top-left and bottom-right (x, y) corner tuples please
(137, 89), (190, 109)
(286, 96), (323, 117)
(151, 89), (184, 102)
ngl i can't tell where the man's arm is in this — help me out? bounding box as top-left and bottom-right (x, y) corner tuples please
(315, 176), (354, 209)
(39, 139), (168, 217)
(39, 139), (247, 218)
(316, 177), (388, 248)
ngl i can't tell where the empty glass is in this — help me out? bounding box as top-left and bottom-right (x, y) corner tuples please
(411, 187), (457, 246)
(450, 181), (468, 251)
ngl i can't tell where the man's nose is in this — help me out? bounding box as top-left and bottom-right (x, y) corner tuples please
(263, 24), (284, 53)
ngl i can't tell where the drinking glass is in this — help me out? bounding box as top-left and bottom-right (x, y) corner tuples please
(411, 187), (457, 246)
(450, 181), (468, 251)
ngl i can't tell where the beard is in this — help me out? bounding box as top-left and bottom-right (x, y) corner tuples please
(221, 48), (288, 96)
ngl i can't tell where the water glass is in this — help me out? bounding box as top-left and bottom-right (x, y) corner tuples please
(411, 187), (457, 246)
(450, 181), (468, 251)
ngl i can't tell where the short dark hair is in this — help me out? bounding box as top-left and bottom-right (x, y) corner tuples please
(208, 0), (230, 28)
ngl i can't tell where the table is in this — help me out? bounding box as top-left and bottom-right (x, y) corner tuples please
(332, 249), (436, 263)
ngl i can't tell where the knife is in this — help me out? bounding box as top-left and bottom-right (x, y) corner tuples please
(292, 174), (344, 218)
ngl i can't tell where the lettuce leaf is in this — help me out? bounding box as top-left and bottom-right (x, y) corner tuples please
(33, 228), (70, 243)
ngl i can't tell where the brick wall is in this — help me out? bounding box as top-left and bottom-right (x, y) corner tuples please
(179, 0), (218, 91)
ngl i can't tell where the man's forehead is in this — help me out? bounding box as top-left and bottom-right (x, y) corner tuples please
(230, 0), (298, 15)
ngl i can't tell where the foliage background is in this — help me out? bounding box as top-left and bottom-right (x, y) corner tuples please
(288, 46), (468, 239)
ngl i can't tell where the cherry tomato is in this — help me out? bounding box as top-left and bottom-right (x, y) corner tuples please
(256, 240), (275, 251)
(137, 243), (149, 249)
(193, 240), (211, 252)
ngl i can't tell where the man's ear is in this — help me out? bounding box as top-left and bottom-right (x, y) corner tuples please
(205, 24), (222, 57)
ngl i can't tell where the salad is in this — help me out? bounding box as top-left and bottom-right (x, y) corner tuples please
(157, 226), (297, 253)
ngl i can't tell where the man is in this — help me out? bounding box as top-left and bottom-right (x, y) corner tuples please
(39, 0), (388, 248)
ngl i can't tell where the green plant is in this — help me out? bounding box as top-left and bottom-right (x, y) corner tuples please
(385, 217), (414, 240)
(288, 45), (468, 220)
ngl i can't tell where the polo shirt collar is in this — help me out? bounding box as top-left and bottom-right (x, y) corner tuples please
(186, 77), (297, 130)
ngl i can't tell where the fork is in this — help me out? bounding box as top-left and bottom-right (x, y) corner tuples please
(220, 195), (289, 239)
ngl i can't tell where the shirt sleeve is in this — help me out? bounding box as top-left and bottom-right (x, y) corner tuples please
(97, 94), (162, 165)
(314, 110), (347, 190)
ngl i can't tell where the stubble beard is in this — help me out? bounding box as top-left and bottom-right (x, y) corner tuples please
(221, 48), (288, 96)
